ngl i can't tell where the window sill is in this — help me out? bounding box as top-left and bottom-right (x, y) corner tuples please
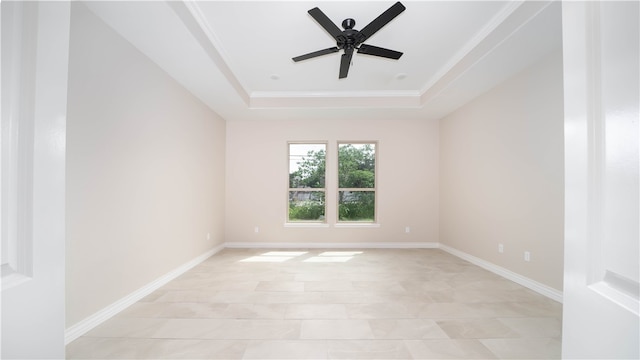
(283, 223), (380, 228)
(334, 223), (381, 228)
(284, 222), (330, 228)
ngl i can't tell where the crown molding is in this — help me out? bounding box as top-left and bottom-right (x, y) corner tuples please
(169, 1), (250, 105)
(419, 0), (554, 106)
(184, 0), (553, 109)
(250, 90), (421, 109)
(418, 1), (524, 97)
(174, 0), (554, 111)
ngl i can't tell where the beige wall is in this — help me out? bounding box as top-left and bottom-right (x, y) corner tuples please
(225, 118), (439, 245)
(65, 3), (226, 327)
(439, 50), (564, 290)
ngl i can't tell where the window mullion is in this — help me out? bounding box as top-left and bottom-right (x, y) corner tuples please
(287, 142), (327, 223)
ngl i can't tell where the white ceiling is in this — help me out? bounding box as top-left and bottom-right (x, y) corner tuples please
(83, 0), (562, 122)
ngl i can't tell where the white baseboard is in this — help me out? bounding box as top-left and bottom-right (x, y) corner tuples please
(224, 241), (440, 249)
(64, 243), (224, 345)
(438, 244), (563, 303)
(65, 241), (562, 345)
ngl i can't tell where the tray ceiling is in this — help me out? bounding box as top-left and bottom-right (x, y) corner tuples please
(82, 1), (562, 121)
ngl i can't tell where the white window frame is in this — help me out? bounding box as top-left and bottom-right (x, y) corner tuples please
(336, 141), (378, 224)
(286, 141), (328, 224)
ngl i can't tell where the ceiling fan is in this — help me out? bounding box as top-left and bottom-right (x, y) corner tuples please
(292, 2), (406, 79)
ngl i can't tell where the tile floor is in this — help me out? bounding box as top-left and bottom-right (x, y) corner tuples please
(66, 248), (563, 359)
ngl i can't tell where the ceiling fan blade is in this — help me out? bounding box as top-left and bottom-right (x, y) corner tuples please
(339, 48), (354, 79)
(358, 2), (406, 42)
(308, 7), (343, 40)
(292, 47), (340, 62)
(357, 44), (403, 59)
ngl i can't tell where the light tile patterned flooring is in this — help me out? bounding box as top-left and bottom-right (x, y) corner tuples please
(67, 248), (562, 359)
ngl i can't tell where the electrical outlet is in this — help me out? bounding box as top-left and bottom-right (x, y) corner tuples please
(524, 251), (531, 262)
(405, 226), (411, 233)
(498, 244), (504, 253)
(206, 233), (210, 240)
(254, 226), (260, 233)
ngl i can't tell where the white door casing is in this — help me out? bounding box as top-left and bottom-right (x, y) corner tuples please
(562, 1), (639, 358)
(1, 1), (70, 358)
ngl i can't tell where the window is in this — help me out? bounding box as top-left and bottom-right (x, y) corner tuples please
(338, 142), (376, 222)
(288, 143), (327, 222)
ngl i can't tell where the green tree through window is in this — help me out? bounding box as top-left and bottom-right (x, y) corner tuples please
(338, 143), (376, 222)
(287, 142), (377, 223)
(288, 144), (326, 221)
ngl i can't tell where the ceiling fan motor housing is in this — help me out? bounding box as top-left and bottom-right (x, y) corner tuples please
(339, 31), (361, 49)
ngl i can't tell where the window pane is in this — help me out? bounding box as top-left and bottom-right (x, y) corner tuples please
(289, 144), (326, 188)
(338, 143), (375, 188)
(289, 191), (325, 221)
(338, 191), (375, 222)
